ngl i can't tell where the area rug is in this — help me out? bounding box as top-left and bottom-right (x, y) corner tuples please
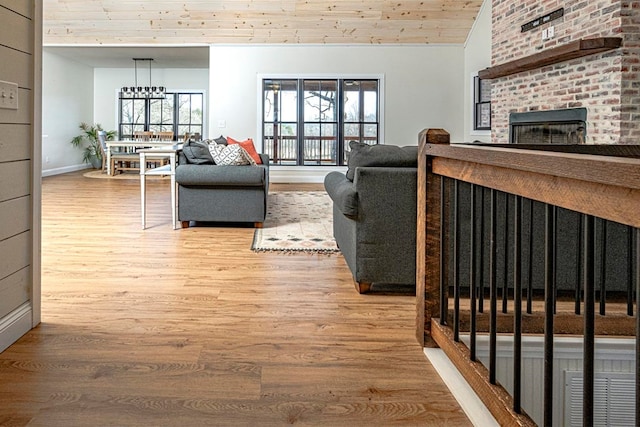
(252, 191), (339, 254)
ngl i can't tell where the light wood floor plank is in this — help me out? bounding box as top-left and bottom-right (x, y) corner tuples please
(0, 171), (471, 426)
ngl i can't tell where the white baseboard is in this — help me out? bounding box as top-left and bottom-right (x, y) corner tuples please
(42, 163), (91, 177)
(269, 165), (347, 183)
(0, 302), (33, 353)
(424, 348), (499, 427)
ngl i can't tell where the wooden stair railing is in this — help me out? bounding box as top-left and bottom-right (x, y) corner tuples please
(416, 129), (640, 426)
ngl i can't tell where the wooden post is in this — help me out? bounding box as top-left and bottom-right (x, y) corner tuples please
(416, 128), (450, 346)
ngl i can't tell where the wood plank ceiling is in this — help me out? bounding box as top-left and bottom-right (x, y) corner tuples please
(43, 0), (483, 45)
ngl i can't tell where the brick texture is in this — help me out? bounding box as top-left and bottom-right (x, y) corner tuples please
(490, 0), (638, 144)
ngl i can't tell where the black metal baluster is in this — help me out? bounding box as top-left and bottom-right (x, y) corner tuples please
(479, 186), (485, 314)
(635, 227), (640, 426)
(583, 214), (595, 427)
(600, 219), (607, 316)
(628, 226), (634, 316)
(453, 180), (460, 342)
(527, 198), (534, 314)
(552, 206), (558, 315)
(544, 203), (555, 427)
(470, 184), (477, 361)
(503, 193), (509, 313)
(490, 189), (498, 385)
(440, 177), (448, 326)
(513, 195), (522, 414)
(575, 214), (583, 315)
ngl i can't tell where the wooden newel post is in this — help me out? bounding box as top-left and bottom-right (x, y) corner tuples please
(416, 128), (450, 346)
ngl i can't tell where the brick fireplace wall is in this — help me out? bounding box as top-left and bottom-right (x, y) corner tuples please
(490, 0), (639, 144)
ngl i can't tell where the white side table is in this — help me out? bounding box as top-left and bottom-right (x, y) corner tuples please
(139, 144), (182, 229)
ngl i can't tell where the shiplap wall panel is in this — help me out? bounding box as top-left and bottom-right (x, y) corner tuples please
(0, 196), (30, 241)
(0, 0), (33, 19)
(0, 267), (29, 319)
(0, 125), (31, 162)
(0, 45), (33, 88)
(0, 6), (32, 53)
(42, 0), (482, 44)
(0, 0), (36, 351)
(0, 161), (30, 203)
(0, 232), (29, 284)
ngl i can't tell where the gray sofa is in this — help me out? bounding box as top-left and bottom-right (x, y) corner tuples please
(324, 142), (418, 293)
(176, 150), (269, 227)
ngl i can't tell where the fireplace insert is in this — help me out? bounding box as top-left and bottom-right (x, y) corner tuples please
(509, 108), (587, 144)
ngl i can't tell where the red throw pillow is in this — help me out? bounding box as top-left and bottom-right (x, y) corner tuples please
(227, 137), (262, 164)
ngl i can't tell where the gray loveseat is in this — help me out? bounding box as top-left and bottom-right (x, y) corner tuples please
(324, 142), (418, 293)
(175, 146), (269, 228)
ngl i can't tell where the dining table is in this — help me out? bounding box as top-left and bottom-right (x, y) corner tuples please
(105, 140), (177, 175)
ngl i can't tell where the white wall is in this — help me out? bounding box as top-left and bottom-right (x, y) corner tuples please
(42, 51), (94, 176)
(93, 68), (209, 134)
(463, 0), (492, 143)
(42, 43), (477, 178)
(209, 44), (466, 150)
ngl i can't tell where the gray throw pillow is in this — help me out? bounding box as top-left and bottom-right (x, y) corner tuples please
(346, 141), (418, 181)
(183, 140), (214, 164)
(214, 135), (228, 145)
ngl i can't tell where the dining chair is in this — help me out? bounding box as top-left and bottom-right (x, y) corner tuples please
(156, 131), (174, 141)
(98, 130), (139, 175)
(133, 131), (153, 141)
(146, 131), (175, 169)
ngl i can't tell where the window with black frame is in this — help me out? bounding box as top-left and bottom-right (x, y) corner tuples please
(474, 76), (492, 131)
(118, 91), (203, 140)
(262, 78), (380, 166)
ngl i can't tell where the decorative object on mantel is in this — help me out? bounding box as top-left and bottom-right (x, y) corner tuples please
(119, 58), (166, 100)
(521, 8), (564, 33)
(252, 191), (339, 254)
(478, 37), (622, 80)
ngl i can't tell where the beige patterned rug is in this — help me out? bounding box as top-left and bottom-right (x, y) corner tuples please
(252, 191), (339, 254)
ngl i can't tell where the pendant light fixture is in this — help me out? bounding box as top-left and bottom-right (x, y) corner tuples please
(119, 58), (166, 100)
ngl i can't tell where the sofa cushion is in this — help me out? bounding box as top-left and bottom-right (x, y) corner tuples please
(209, 143), (256, 166)
(227, 136), (263, 164)
(346, 141), (418, 181)
(183, 140), (214, 164)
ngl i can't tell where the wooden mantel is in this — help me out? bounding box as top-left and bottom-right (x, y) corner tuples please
(478, 37), (622, 79)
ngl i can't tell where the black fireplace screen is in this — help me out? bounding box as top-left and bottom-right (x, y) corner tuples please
(509, 108), (587, 144)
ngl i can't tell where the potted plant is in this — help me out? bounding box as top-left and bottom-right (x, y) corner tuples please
(70, 122), (117, 169)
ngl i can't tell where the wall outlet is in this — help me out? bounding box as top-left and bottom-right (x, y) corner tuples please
(0, 80), (18, 110)
(218, 120), (226, 128)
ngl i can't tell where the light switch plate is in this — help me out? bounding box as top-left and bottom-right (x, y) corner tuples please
(0, 80), (18, 110)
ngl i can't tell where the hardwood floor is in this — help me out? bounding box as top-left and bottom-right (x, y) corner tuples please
(0, 171), (471, 426)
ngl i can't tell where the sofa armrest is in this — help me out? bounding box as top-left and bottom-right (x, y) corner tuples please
(324, 171), (358, 217)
